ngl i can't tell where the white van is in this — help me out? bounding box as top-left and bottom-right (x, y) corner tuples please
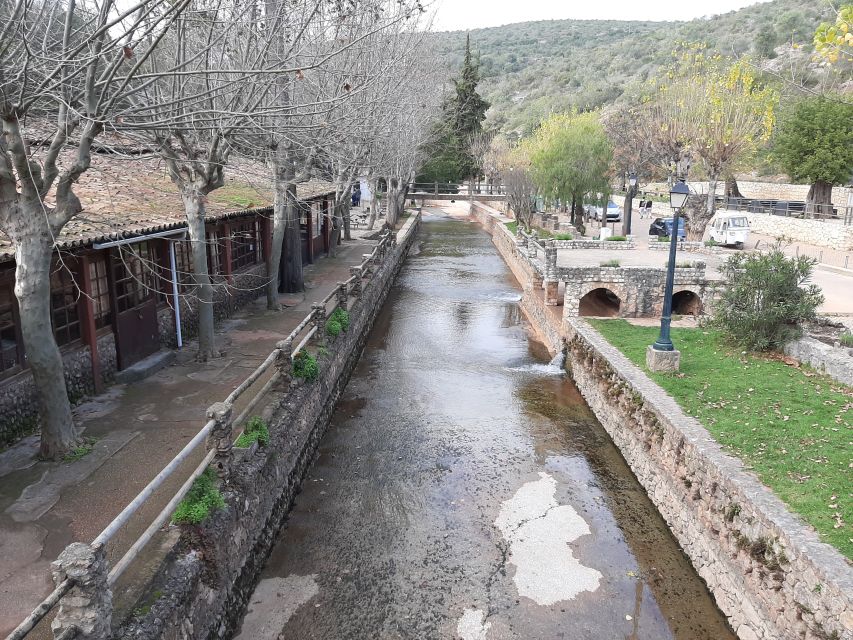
(709, 212), (750, 248)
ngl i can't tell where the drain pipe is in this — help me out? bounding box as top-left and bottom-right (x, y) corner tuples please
(168, 240), (183, 349)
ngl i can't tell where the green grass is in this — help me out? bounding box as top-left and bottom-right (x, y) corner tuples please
(600, 259), (621, 267)
(554, 233), (573, 241)
(504, 221), (518, 234)
(605, 235), (627, 241)
(588, 319), (852, 559)
(234, 416), (270, 449)
(172, 468), (225, 525)
(840, 332), (853, 348)
(63, 438), (96, 461)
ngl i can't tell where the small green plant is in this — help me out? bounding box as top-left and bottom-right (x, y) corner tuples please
(554, 233), (573, 240)
(64, 438), (96, 461)
(234, 416), (270, 449)
(172, 468), (225, 525)
(657, 235), (670, 242)
(330, 307), (350, 332)
(705, 238), (718, 247)
(317, 346), (330, 358)
(839, 332), (853, 347)
(605, 235), (627, 241)
(600, 259), (621, 267)
(326, 318), (342, 337)
(504, 221), (518, 234)
(293, 350), (319, 381)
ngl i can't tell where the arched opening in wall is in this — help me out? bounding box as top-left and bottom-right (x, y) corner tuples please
(578, 288), (621, 317)
(672, 290), (701, 316)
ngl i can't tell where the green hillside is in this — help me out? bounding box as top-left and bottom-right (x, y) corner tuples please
(432, 0), (834, 133)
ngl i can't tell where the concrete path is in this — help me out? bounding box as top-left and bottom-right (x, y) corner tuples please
(0, 235), (375, 638)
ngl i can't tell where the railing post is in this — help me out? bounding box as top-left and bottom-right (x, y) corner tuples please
(336, 282), (348, 310)
(544, 240), (559, 305)
(51, 542), (112, 640)
(361, 254), (373, 276)
(206, 402), (233, 479)
(312, 303), (327, 346)
(275, 338), (293, 389)
(527, 233), (538, 258)
(349, 266), (362, 297)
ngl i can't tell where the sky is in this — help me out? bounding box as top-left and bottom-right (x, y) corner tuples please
(430, 0), (773, 31)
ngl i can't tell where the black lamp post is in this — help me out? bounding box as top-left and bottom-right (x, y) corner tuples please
(651, 179), (690, 352)
(625, 171), (638, 236)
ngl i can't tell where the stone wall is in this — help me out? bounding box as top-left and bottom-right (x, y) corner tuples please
(740, 212), (853, 251)
(0, 333), (118, 447)
(470, 200), (853, 640)
(783, 336), (853, 387)
(113, 214), (420, 640)
(554, 237), (636, 249)
(647, 238), (725, 254)
(643, 181), (852, 208)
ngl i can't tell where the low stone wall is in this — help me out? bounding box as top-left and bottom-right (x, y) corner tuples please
(554, 237), (636, 249)
(113, 214), (420, 640)
(740, 212), (853, 251)
(784, 335), (853, 387)
(470, 200), (853, 640)
(647, 238), (724, 254)
(0, 333), (118, 447)
(643, 181), (851, 208)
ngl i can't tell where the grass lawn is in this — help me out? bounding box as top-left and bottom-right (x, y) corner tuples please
(588, 319), (852, 560)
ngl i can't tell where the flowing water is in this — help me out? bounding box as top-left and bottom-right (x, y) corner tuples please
(233, 212), (736, 640)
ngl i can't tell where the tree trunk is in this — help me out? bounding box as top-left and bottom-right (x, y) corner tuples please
(683, 197), (707, 241)
(624, 186), (634, 236)
(706, 177), (718, 221)
(807, 180), (833, 217)
(266, 147), (289, 309)
(329, 200), (344, 258)
(14, 232), (78, 459)
(342, 185), (352, 241)
(724, 176), (744, 199)
(281, 182), (303, 293)
(182, 191), (218, 361)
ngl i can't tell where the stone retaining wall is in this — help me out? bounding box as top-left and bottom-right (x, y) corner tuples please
(643, 181), (852, 208)
(470, 200), (853, 640)
(783, 336), (853, 387)
(554, 237), (636, 250)
(647, 238), (724, 254)
(741, 212), (853, 251)
(113, 214), (420, 640)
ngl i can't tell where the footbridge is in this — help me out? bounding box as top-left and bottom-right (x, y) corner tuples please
(406, 181), (507, 203)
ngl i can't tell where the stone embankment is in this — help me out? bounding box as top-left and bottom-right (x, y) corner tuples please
(742, 212), (853, 251)
(112, 214), (420, 640)
(471, 201), (853, 640)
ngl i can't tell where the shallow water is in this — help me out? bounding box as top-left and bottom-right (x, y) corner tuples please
(233, 212), (735, 640)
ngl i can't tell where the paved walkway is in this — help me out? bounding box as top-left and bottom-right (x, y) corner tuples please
(0, 234), (375, 638)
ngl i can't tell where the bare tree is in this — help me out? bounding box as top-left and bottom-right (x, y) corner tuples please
(0, 0), (189, 457)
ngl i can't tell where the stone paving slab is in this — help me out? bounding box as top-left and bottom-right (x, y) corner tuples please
(0, 235), (375, 638)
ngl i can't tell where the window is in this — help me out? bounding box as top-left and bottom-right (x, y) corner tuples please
(50, 262), (81, 346)
(0, 284), (21, 372)
(88, 256), (111, 329)
(206, 230), (221, 276)
(312, 202), (321, 237)
(112, 244), (155, 314)
(172, 240), (194, 286)
(230, 220), (258, 271)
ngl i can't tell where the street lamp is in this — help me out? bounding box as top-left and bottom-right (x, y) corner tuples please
(625, 171), (638, 235)
(647, 178), (690, 372)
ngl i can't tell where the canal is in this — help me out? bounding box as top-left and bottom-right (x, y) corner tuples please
(233, 211), (735, 639)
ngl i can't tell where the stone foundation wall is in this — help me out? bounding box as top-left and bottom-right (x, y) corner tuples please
(470, 200), (853, 640)
(554, 237), (636, 249)
(0, 333), (118, 447)
(647, 238), (724, 254)
(783, 336), (853, 387)
(114, 214), (420, 640)
(740, 212), (853, 251)
(643, 181), (851, 208)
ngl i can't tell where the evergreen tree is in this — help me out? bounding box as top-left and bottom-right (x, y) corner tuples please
(419, 35), (489, 183)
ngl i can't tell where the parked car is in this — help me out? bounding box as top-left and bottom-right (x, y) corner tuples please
(591, 201), (622, 222)
(648, 217), (686, 239)
(709, 212), (749, 248)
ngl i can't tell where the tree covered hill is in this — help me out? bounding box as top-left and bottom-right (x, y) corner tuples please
(431, 0), (834, 133)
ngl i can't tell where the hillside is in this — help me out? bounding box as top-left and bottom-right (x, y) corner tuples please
(431, 0), (835, 134)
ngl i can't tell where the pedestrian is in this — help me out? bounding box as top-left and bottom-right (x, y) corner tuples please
(638, 199), (646, 219)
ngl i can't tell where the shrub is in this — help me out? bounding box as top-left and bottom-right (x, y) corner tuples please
(235, 416), (270, 448)
(840, 332), (853, 347)
(172, 468), (225, 525)
(554, 233), (573, 240)
(325, 319), (342, 337)
(605, 235), (627, 241)
(705, 238), (718, 247)
(330, 307), (350, 332)
(600, 259), (621, 267)
(711, 245), (824, 351)
(293, 350), (319, 381)
(505, 221), (519, 234)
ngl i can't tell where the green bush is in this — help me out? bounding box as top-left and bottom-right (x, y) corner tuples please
(657, 235), (670, 242)
(600, 259), (621, 267)
(330, 307), (350, 332)
(293, 350), (319, 381)
(840, 332), (853, 348)
(605, 235), (627, 241)
(172, 468), (225, 525)
(505, 221), (518, 234)
(554, 233), (573, 240)
(235, 416), (270, 449)
(325, 319), (342, 337)
(711, 245), (824, 351)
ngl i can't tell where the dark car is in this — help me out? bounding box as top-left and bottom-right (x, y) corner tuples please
(649, 217), (686, 239)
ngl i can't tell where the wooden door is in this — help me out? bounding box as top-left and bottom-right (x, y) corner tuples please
(110, 244), (160, 370)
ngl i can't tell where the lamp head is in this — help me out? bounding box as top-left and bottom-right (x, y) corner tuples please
(670, 179), (689, 210)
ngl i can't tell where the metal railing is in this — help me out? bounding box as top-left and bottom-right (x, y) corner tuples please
(718, 197), (852, 224)
(6, 227), (401, 640)
(407, 181), (507, 196)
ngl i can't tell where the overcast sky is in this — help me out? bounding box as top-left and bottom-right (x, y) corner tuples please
(430, 0), (772, 31)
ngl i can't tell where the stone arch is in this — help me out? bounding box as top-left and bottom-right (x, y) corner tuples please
(672, 289), (702, 316)
(578, 287), (622, 317)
